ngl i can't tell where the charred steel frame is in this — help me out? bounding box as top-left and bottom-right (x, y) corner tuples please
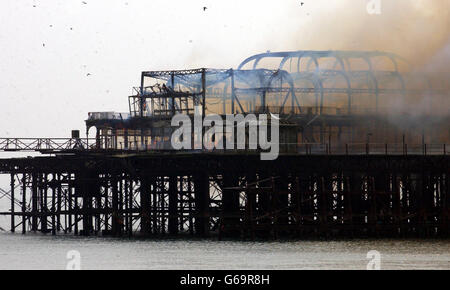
(85, 50), (449, 152)
(0, 50), (448, 239)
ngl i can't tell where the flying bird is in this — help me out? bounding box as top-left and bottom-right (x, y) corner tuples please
(203, 7), (207, 11)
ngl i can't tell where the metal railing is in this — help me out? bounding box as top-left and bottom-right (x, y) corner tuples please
(98, 141), (447, 156)
(294, 143), (447, 155)
(87, 112), (130, 121)
(0, 138), (95, 152)
(0, 138), (447, 155)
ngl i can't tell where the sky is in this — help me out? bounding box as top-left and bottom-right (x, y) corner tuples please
(0, 0), (448, 139)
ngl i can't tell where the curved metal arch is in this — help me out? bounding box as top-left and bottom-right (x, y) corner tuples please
(344, 58), (352, 71)
(341, 55), (372, 71)
(316, 52), (347, 71)
(252, 58), (261, 70)
(237, 51), (296, 70)
(263, 70), (297, 93)
(392, 71), (406, 92)
(387, 55), (399, 72)
(374, 71), (406, 91)
(291, 72), (323, 114)
(238, 50), (325, 70)
(263, 69), (299, 113)
(296, 56), (302, 73)
(302, 51), (348, 73)
(361, 56), (380, 111)
(233, 50), (410, 115)
(320, 70), (353, 113)
(279, 56), (293, 71)
(238, 50), (407, 71)
(340, 55), (380, 111)
(338, 51), (403, 72)
(237, 54), (261, 70)
(367, 54), (399, 72)
(365, 51), (408, 72)
(332, 58), (346, 71)
(361, 56), (374, 71)
(294, 51), (310, 72)
(221, 69), (287, 114)
(306, 56), (320, 72)
(279, 52), (327, 72)
(300, 51), (328, 71)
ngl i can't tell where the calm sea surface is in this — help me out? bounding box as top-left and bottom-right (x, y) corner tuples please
(0, 232), (448, 270)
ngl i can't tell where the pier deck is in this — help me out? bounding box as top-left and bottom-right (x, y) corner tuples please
(0, 152), (448, 238)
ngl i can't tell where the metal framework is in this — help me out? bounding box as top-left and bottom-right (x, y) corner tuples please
(0, 137), (447, 156)
(0, 50), (448, 239)
(0, 154), (448, 238)
(81, 50), (449, 152)
(0, 138), (92, 152)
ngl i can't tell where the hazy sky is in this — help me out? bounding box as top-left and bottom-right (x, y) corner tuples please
(0, 0), (448, 139)
(0, 0), (311, 138)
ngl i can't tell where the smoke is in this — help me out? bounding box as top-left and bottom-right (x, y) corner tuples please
(286, 0), (450, 71)
(245, 0), (449, 143)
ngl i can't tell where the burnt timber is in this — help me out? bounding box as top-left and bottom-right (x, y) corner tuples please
(0, 153), (448, 238)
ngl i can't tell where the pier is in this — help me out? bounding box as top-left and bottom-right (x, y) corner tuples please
(0, 50), (448, 239)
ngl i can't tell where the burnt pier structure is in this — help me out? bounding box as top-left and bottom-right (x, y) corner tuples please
(0, 50), (449, 238)
(0, 153), (448, 238)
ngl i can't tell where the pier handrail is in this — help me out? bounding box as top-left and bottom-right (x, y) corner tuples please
(0, 138), (447, 155)
(0, 138), (95, 152)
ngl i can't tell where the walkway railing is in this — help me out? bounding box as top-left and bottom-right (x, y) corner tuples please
(0, 138), (447, 155)
(294, 143), (447, 155)
(0, 138), (95, 152)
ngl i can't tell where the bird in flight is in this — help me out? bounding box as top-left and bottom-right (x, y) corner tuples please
(203, 7), (207, 11)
